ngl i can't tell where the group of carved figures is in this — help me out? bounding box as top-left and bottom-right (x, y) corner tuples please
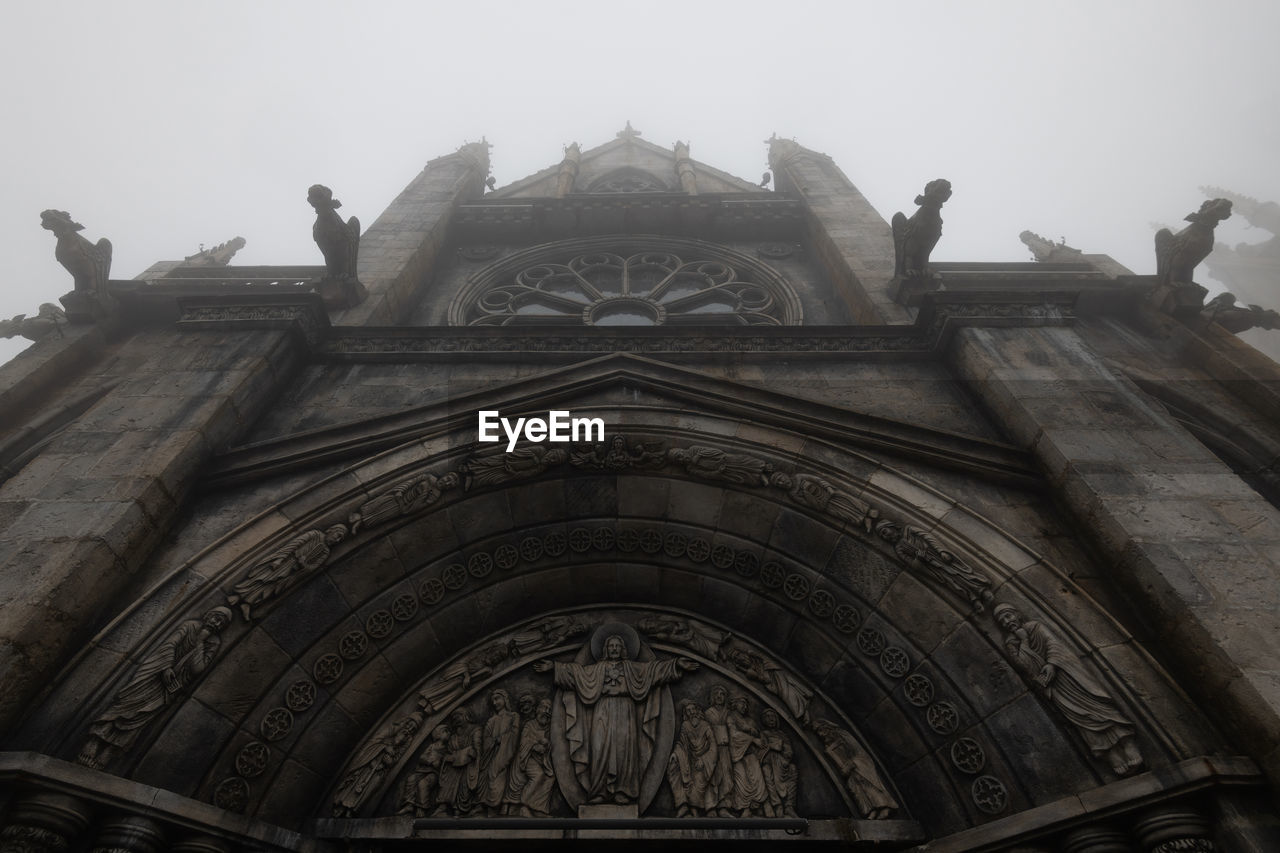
(325, 616), (903, 821)
(666, 688), (801, 818)
(350, 683), (846, 822)
(380, 690), (559, 818)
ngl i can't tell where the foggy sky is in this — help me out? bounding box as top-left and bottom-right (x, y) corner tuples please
(2, 0), (1277, 364)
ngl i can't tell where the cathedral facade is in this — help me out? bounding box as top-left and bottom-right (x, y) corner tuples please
(1, 129), (1278, 851)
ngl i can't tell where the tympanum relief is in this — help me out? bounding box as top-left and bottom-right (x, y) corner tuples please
(331, 610), (894, 821)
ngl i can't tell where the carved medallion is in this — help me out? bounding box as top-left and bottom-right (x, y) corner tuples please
(927, 702), (960, 735)
(971, 775), (1008, 814)
(950, 738), (987, 774)
(235, 742), (270, 778)
(285, 680), (317, 712)
(314, 654), (343, 685)
(213, 777), (249, 813)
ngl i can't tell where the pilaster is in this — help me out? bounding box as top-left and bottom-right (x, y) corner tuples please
(950, 324), (1280, 789)
(336, 142), (490, 326)
(0, 325), (306, 735)
(769, 138), (910, 325)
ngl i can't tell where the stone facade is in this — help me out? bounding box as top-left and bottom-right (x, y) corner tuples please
(1, 132), (1278, 851)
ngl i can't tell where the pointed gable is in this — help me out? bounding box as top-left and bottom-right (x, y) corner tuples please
(491, 124), (762, 198)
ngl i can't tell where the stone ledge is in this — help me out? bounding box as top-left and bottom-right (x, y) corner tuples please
(311, 814), (923, 845)
(0, 751), (324, 852)
(908, 755), (1262, 853)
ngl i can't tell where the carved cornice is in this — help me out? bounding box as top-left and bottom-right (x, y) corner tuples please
(317, 294), (1076, 359)
(453, 194), (803, 241)
(174, 295), (330, 346)
(134, 287), (1076, 361)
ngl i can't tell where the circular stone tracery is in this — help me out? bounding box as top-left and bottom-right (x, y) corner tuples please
(454, 241), (800, 326)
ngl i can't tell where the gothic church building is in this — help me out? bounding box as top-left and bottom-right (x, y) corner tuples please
(1, 129), (1278, 852)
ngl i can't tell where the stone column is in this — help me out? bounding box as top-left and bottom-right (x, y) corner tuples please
(0, 791), (90, 853)
(337, 141), (490, 325)
(1132, 807), (1215, 852)
(169, 835), (232, 853)
(88, 815), (164, 853)
(555, 144), (580, 197)
(950, 324), (1280, 789)
(768, 137), (909, 324)
(674, 141), (698, 195)
(1061, 825), (1135, 853)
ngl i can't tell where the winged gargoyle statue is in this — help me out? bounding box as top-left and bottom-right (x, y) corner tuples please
(307, 184), (365, 308)
(41, 210), (111, 295)
(0, 303), (66, 342)
(1201, 292), (1280, 334)
(892, 179), (952, 278)
(1155, 198), (1232, 288)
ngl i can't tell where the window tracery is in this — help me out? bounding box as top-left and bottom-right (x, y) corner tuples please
(457, 243), (799, 327)
(587, 168), (669, 193)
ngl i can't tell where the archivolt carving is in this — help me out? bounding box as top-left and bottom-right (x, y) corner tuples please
(77, 607), (232, 770)
(994, 604), (1144, 776)
(81, 431), (1142, 805)
(874, 520), (994, 613)
(227, 525), (348, 621)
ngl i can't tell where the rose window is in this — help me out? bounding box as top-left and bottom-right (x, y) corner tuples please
(462, 250), (789, 326)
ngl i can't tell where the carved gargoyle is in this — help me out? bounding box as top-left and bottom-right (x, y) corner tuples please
(1020, 230), (1083, 264)
(309, 184), (359, 279)
(1155, 198), (1232, 288)
(307, 184), (365, 308)
(184, 236), (246, 267)
(0, 303), (66, 342)
(1201, 292), (1280, 334)
(41, 209), (111, 294)
(892, 179), (952, 278)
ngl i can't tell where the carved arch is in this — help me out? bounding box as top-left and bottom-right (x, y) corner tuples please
(42, 414), (1222, 836)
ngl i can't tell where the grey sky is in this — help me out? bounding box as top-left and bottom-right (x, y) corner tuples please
(2, 0), (1277, 363)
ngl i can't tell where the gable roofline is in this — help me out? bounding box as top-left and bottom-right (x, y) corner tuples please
(490, 132), (763, 198)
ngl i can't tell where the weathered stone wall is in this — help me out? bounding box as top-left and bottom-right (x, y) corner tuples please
(0, 325), (305, 734)
(335, 144), (489, 326)
(770, 142), (911, 325)
(951, 322), (1280, 788)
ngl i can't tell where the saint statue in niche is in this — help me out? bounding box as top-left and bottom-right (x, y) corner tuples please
(534, 623), (697, 812)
